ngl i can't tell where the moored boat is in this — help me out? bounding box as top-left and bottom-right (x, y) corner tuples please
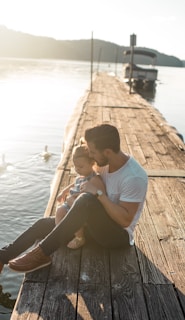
(123, 49), (158, 90)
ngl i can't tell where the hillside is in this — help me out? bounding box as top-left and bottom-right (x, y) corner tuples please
(0, 26), (183, 67)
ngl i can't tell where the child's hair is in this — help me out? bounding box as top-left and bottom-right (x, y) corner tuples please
(72, 138), (94, 163)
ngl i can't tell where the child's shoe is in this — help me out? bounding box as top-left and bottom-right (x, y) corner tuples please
(67, 237), (85, 249)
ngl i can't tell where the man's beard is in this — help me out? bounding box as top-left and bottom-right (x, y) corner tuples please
(96, 155), (109, 167)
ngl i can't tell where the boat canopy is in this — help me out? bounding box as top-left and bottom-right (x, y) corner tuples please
(123, 49), (157, 59)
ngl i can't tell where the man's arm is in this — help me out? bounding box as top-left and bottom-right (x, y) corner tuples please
(97, 194), (139, 227)
(81, 180), (139, 227)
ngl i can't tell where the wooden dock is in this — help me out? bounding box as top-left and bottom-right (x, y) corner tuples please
(11, 73), (185, 320)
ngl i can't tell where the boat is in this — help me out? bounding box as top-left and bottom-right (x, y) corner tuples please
(123, 49), (158, 90)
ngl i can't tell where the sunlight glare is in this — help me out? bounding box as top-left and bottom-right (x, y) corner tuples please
(0, 80), (35, 150)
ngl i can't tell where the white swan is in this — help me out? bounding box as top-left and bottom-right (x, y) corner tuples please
(40, 145), (52, 161)
(0, 154), (9, 172)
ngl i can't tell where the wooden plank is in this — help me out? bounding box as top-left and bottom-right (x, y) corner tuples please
(147, 179), (175, 239)
(40, 246), (81, 319)
(160, 178), (185, 230)
(110, 247), (149, 319)
(145, 178), (185, 303)
(148, 178), (184, 238)
(110, 246), (140, 278)
(80, 241), (110, 285)
(111, 275), (149, 320)
(147, 169), (185, 177)
(102, 105), (143, 109)
(102, 107), (111, 122)
(135, 222), (173, 284)
(78, 240), (112, 319)
(138, 140), (164, 169)
(44, 169), (65, 217)
(11, 264), (51, 319)
(123, 134), (147, 165)
(129, 144), (147, 166)
(11, 282), (47, 320)
(159, 238), (185, 292)
(143, 284), (185, 320)
(40, 281), (77, 319)
(77, 284), (112, 320)
(176, 286), (185, 315)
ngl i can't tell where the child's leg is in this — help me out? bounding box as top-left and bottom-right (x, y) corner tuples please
(75, 227), (84, 239)
(67, 227), (85, 249)
(55, 203), (85, 249)
(55, 204), (68, 225)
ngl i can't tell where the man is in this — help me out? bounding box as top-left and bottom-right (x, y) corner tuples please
(0, 124), (148, 273)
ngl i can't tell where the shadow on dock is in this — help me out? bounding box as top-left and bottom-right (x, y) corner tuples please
(11, 237), (185, 320)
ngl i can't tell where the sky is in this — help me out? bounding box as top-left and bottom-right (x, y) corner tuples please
(0, 0), (184, 59)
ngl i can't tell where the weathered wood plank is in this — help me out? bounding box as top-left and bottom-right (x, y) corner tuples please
(143, 177), (185, 308)
(80, 241), (110, 285)
(11, 282), (47, 320)
(134, 223), (173, 284)
(78, 241), (112, 319)
(159, 238), (185, 291)
(77, 284), (112, 320)
(111, 276), (149, 320)
(40, 247), (81, 319)
(40, 281), (77, 320)
(148, 178), (184, 239)
(147, 169), (185, 177)
(143, 284), (185, 320)
(160, 178), (185, 230)
(110, 246), (140, 278)
(110, 247), (149, 319)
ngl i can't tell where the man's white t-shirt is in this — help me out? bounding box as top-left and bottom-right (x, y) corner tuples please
(99, 156), (148, 245)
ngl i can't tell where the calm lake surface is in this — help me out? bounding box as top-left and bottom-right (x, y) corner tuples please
(0, 58), (184, 318)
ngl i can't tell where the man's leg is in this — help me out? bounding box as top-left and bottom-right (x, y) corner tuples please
(41, 193), (129, 254)
(86, 207), (129, 249)
(0, 217), (55, 265)
(8, 193), (130, 273)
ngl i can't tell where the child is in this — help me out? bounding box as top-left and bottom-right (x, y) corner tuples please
(55, 141), (105, 249)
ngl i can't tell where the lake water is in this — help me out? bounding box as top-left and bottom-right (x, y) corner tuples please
(0, 58), (184, 318)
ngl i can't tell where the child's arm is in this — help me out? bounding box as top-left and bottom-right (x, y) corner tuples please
(90, 175), (106, 194)
(57, 182), (75, 202)
(80, 175), (106, 195)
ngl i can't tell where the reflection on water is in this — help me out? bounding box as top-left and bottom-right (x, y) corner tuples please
(135, 86), (156, 103)
(0, 286), (15, 310)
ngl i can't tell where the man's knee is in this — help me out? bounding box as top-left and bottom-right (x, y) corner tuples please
(75, 192), (96, 209)
(33, 217), (55, 232)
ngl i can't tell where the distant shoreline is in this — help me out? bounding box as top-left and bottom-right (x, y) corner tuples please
(0, 26), (184, 67)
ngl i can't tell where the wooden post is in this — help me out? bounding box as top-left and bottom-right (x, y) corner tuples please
(115, 45), (119, 76)
(90, 31), (93, 92)
(97, 47), (102, 74)
(129, 34), (136, 94)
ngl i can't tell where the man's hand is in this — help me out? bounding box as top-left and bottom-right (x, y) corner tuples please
(66, 194), (80, 207)
(80, 181), (97, 195)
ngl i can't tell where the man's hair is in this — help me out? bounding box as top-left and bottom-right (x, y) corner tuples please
(85, 124), (120, 152)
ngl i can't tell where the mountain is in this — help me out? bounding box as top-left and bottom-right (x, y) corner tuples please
(0, 26), (183, 67)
